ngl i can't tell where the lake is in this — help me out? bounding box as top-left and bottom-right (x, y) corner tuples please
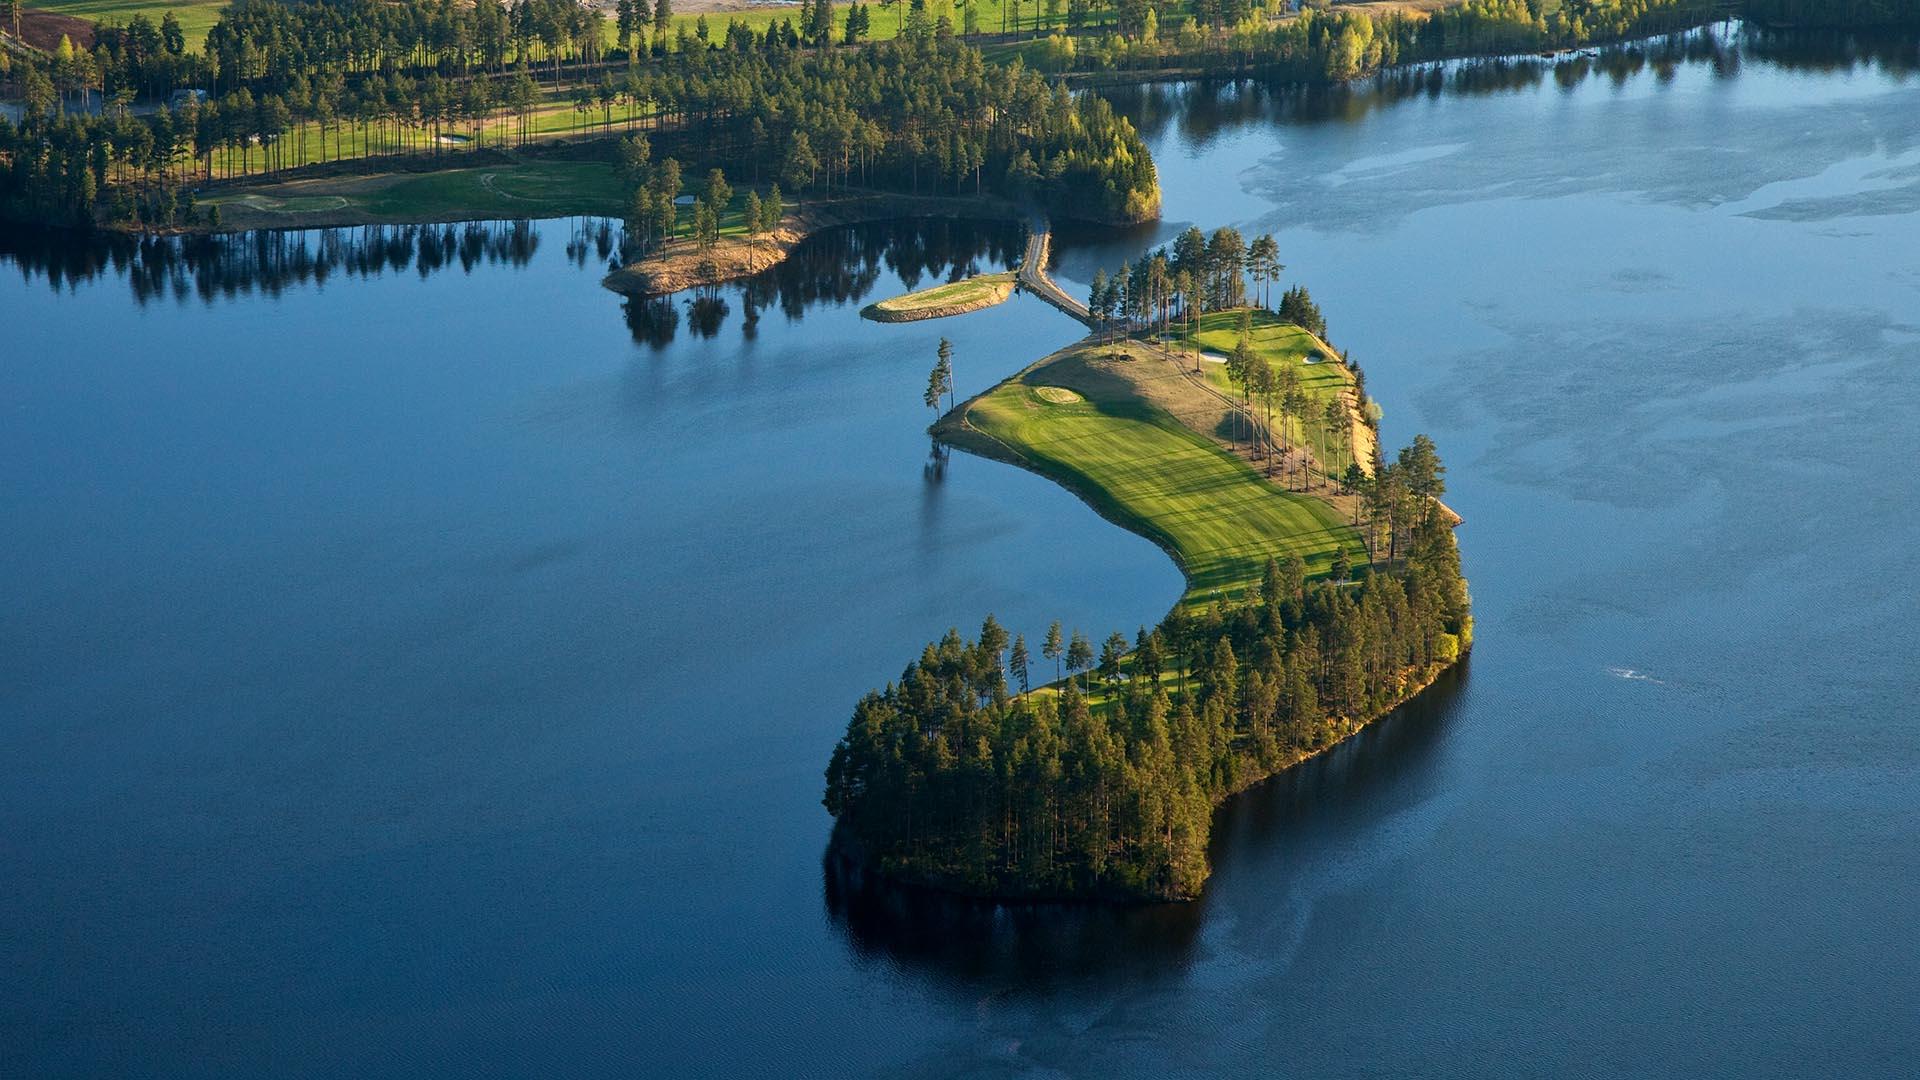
(4, 25), (1918, 1078)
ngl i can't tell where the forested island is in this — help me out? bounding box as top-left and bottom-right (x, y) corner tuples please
(824, 226), (1470, 902)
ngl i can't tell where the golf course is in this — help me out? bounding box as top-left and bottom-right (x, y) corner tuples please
(937, 335), (1368, 607)
(1175, 309), (1377, 472)
(837, 290), (1469, 905)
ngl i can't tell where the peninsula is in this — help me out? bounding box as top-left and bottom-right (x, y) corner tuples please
(823, 230), (1470, 902)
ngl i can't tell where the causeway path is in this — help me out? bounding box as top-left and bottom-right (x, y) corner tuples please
(1018, 216), (1092, 326)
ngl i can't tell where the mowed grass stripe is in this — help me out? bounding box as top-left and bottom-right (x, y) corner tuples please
(965, 369), (1361, 605)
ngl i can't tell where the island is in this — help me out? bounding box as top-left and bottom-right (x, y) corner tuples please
(861, 271), (1017, 323)
(823, 237), (1471, 902)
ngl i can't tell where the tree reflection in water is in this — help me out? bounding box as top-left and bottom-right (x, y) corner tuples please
(0, 218), (545, 303)
(622, 218), (1027, 349)
(1101, 22), (1920, 153)
(823, 660), (1469, 986)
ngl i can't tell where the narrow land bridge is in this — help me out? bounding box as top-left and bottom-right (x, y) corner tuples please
(1018, 217), (1092, 326)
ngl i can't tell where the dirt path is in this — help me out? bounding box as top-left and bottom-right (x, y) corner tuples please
(1017, 217), (1092, 325)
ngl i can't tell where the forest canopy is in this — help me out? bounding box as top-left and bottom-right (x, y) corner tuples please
(0, 18), (1159, 228)
(825, 441), (1470, 902)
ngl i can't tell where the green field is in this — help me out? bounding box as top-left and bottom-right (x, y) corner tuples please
(203, 158), (762, 233)
(201, 160), (623, 226)
(24, 0), (1137, 55)
(949, 341), (1364, 606)
(353, 160), (629, 220)
(25, 0), (227, 48)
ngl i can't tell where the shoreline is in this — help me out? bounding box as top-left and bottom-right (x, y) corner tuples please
(604, 191), (1052, 297)
(829, 649), (1466, 906)
(859, 272), (1018, 323)
(857, 333), (1468, 905)
(2, 21), (1745, 242)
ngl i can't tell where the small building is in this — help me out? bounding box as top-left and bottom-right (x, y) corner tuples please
(169, 89), (209, 109)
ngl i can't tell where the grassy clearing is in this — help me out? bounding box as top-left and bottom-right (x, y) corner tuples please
(203, 158), (766, 233)
(24, 0), (227, 47)
(202, 160), (625, 227)
(862, 271), (1015, 321)
(1172, 308), (1376, 478)
(357, 160), (627, 220)
(947, 339), (1363, 606)
(20, 0), (1185, 57)
(659, 0), (1147, 46)
(204, 102), (654, 177)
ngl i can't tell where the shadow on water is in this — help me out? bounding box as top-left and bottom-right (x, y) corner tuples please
(822, 658), (1471, 987)
(822, 847), (1206, 988)
(1208, 656), (1470, 878)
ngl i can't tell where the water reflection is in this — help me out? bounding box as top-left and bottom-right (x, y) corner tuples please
(0, 219), (544, 303)
(823, 847), (1205, 987)
(823, 661), (1470, 983)
(616, 218), (1025, 346)
(1104, 22), (1920, 153)
(923, 439), (951, 484)
(0, 214), (1025, 351)
(1209, 658), (1469, 871)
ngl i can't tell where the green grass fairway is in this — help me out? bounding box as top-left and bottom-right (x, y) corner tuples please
(358, 161), (628, 220)
(863, 271), (1015, 321)
(202, 160), (625, 227)
(953, 343), (1364, 606)
(206, 159), (764, 233)
(26, 0), (227, 49)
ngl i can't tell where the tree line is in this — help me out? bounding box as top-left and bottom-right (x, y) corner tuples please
(1029, 0), (1727, 80)
(1, 24), (1160, 228)
(823, 460), (1470, 901)
(589, 33), (1161, 222)
(1085, 225), (1368, 490)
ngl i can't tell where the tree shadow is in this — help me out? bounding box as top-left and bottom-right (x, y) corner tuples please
(821, 658), (1471, 991)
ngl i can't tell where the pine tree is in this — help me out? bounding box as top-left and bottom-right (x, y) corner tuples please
(1067, 630), (1093, 690)
(1098, 631), (1129, 687)
(936, 338), (955, 409)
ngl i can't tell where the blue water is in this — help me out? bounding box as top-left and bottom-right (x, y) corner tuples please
(5, 28), (1920, 1078)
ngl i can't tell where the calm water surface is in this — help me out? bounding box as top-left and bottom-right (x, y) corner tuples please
(5, 28), (1919, 1078)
